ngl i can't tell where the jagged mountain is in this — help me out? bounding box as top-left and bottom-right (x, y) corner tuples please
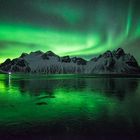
(86, 48), (140, 74)
(0, 48), (140, 74)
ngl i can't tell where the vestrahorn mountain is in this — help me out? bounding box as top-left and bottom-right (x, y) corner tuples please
(0, 48), (140, 74)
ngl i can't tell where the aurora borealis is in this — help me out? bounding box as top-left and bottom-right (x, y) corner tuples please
(0, 0), (140, 63)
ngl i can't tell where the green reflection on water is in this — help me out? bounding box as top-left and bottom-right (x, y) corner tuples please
(0, 74), (118, 124)
(0, 74), (140, 134)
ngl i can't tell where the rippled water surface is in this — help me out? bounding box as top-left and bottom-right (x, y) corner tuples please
(0, 74), (140, 139)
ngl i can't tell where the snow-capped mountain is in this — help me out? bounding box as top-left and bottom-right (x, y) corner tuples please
(0, 48), (140, 74)
(86, 48), (140, 74)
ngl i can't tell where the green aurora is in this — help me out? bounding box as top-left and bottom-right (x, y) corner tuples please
(0, 0), (140, 63)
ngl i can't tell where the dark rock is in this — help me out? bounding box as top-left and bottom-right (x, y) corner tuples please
(34, 50), (43, 55)
(77, 58), (87, 65)
(0, 58), (30, 73)
(12, 65), (20, 72)
(41, 53), (49, 60)
(72, 57), (87, 65)
(20, 53), (28, 58)
(61, 56), (71, 63)
(45, 51), (58, 57)
(11, 58), (18, 65)
(0, 65), (11, 71)
(115, 48), (125, 59)
(106, 58), (115, 70)
(126, 56), (138, 67)
(103, 51), (113, 58)
(16, 59), (26, 67)
(90, 57), (98, 62)
(0, 59), (11, 67)
(42, 51), (60, 60)
(71, 57), (77, 63)
(0, 59), (12, 71)
(30, 50), (43, 55)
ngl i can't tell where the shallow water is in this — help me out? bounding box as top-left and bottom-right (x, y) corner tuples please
(0, 74), (140, 139)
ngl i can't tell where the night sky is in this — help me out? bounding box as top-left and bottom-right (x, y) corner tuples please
(0, 0), (140, 63)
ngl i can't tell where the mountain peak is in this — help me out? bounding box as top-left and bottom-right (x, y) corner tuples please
(20, 53), (28, 58)
(115, 48), (125, 58)
(45, 51), (58, 57)
(102, 50), (113, 58)
(41, 51), (59, 60)
(30, 50), (43, 55)
(0, 48), (140, 74)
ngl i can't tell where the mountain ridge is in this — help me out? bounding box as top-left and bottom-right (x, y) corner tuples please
(0, 48), (140, 74)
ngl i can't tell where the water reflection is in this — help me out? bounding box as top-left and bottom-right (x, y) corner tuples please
(0, 74), (140, 138)
(3, 74), (139, 101)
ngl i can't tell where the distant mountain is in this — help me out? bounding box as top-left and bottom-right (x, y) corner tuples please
(0, 48), (140, 74)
